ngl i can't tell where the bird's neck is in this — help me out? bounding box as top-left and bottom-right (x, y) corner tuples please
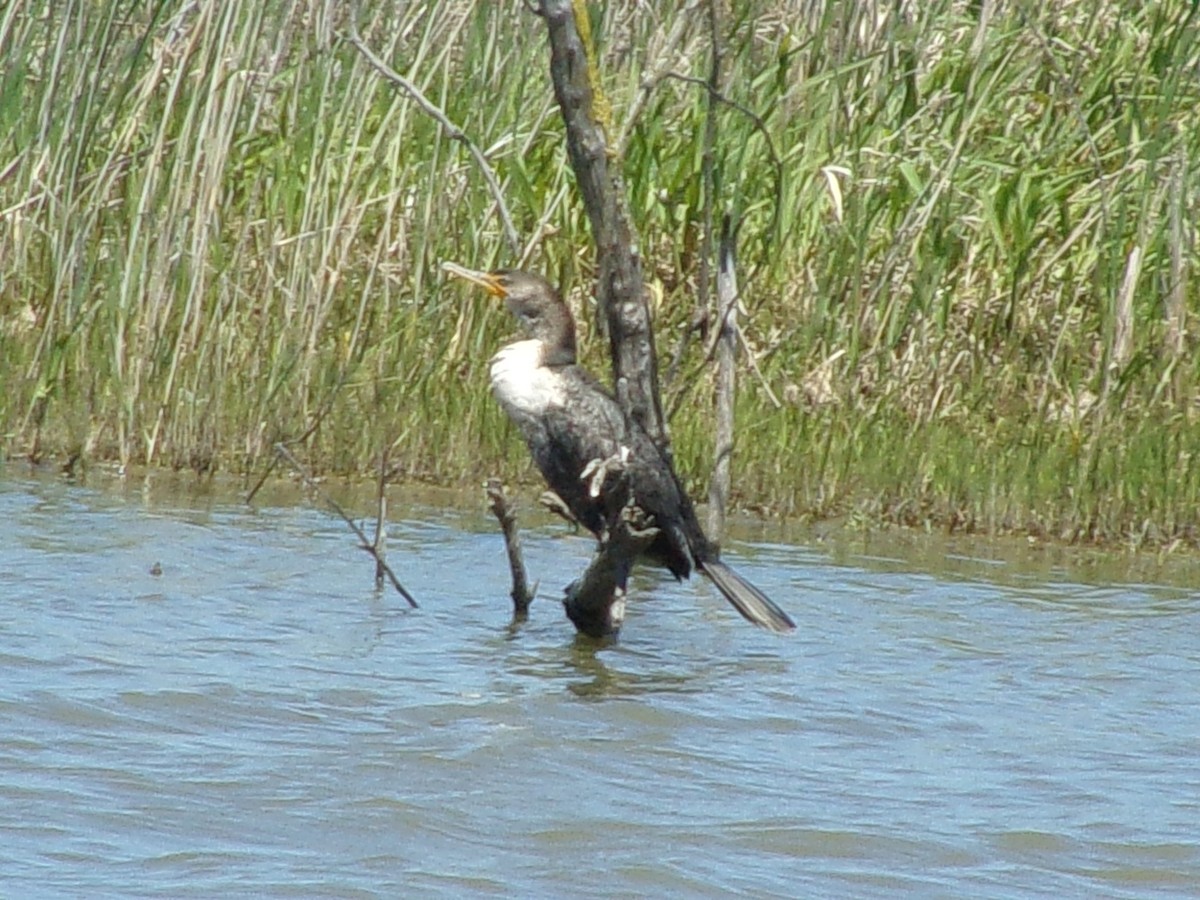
(519, 299), (577, 367)
(534, 316), (577, 367)
(489, 339), (568, 417)
(541, 337), (576, 367)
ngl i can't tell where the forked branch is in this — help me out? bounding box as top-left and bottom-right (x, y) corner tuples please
(345, 7), (520, 256)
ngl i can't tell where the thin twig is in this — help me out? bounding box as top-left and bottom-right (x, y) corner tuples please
(658, 70), (784, 264)
(485, 478), (535, 616)
(344, 7), (521, 256)
(665, 317), (780, 423)
(373, 444), (390, 590)
(1166, 151), (1188, 370)
(274, 442), (419, 608)
(707, 214), (736, 547)
(616, 0), (705, 157)
(696, 0), (721, 343)
(245, 452), (280, 505)
(246, 362), (357, 505)
(736, 328), (781, 409)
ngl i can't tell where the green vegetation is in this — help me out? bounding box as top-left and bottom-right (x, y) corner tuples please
(1, 2), (1198, 547)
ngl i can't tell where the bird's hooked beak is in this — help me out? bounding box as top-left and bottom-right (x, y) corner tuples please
(441, 261), (508, 298)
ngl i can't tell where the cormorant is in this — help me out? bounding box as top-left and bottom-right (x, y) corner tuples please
(444, 262), (795, 634)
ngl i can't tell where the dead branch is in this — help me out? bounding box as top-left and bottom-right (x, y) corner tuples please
(658, 69), (784, 272)
(561, 454), (659, 639)
(373, 445), (390, 589)
(706, 215), (736, 548)
(485, 478), (535, 617)
(344, 7), (520, 257)
(539, 0), (666, 447)
(273, 442), (418, 608)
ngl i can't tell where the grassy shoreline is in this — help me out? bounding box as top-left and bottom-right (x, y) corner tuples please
(2, 1), (1198, 549)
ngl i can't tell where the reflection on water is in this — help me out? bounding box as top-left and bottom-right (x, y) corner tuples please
(2, 467), (1199, 899)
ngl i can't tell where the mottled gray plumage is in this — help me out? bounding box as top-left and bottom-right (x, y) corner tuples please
(445, 263), (794, 633)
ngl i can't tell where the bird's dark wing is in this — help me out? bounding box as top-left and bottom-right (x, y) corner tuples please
(528, 367), (703, 579)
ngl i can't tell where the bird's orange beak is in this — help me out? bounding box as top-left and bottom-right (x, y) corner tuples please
(441, 261), (508, 298)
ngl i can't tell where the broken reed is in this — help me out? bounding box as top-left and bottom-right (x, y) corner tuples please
(1, 1), (1197, 547)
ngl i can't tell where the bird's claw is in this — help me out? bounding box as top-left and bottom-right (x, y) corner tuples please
(581, 445), (631, 499)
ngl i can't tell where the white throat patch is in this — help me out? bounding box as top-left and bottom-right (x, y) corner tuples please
(489, 340), (566, 417)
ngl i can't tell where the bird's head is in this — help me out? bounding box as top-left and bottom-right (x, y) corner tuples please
(443, 262), (577, 364)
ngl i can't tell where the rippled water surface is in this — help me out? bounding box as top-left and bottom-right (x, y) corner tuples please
(2, 468), (1199, 898)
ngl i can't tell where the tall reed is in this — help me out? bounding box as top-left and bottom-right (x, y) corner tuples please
(1, 1), (1197, 545)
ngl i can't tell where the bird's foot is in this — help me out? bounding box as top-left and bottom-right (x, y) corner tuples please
(620, 502), (657, 538)
(580, 445), (631, 499)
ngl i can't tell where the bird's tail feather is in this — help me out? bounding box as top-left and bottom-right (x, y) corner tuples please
(699, 560), (795, 633)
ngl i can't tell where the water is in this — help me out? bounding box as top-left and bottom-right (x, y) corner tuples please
(2, 468), (1198, 898)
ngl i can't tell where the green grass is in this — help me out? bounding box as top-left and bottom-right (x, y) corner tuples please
(1, 1), (1198, 547)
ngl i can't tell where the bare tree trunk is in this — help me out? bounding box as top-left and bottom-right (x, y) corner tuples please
(707, 219), (737, 548)
(1112, 244), (1141, 372)
(696, 0), (722, 339)
(562, 501), (659, 639)
(536, 1), (677, 637)
(539, 0), (666, 447)
(1166, 151), (1189, 403)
